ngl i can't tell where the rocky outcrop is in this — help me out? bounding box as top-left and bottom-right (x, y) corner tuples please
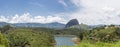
(65, 19), (79, 28)
(72, 37), (80, 44)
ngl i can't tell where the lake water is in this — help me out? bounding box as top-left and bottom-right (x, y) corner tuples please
(55, 35), (75, 47)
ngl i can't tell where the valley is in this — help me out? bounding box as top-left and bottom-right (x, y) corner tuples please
(0, 19), (120, 47)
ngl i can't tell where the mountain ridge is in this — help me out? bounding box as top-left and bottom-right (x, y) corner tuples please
(0, 22), (65, 29)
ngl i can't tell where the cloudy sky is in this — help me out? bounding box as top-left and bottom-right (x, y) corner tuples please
(0, 0), (120, 25)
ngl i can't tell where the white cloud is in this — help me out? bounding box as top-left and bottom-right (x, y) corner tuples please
(58, 0), (68, 7)
(0, 13), (67, 24)
(1, 0), (120, 25)
(0, 16), (8, 22)
(9, 13), (33, 23)
(67, 0), (120, 25)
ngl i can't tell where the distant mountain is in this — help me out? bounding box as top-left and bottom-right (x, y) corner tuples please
(44, 22), (65, 28)
(0, 22), (65, 29)
(11, 22), (65, 29)
(89, 25), (107, 28)
(0, 22), (9, 27)
(69, 23), (92, 30)
(65, 19), (79, 28)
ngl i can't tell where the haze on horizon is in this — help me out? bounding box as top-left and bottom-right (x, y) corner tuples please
(0, 0), (120, 25)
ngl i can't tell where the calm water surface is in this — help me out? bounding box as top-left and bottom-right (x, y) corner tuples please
(55, 35), (75, 47)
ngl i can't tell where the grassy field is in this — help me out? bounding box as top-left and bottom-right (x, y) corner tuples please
(0, 45), (5, 47)
(76, 41), (120, 47)
(62, 40), (120, 47)
(74, 41), (120, 47)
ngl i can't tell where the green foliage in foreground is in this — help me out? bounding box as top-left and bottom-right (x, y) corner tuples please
(75, 40), (120, 47)
(0, 33), (9, 47)
(87, 27), (117, 42)
(0, 45), (5, 47)
(6, 28), (55, 47)
(62, 25), (120, 47)
(62, 40), (120, 47)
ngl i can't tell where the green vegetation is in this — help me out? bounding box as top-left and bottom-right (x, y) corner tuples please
(86, 27), (120, 42)
(62, 40), (120, 47)
(62, 25), (120, 47)
(0, 25), (55, 47)
(1, 24), (120, 47)
(30, 27), (86, 35)
(74, 25), (120, 47)
(75, 40), (120, 47)
(69, 24), (91, 30)
(6, 28), (55, 47)
(0, 33), (9, 47)
(0, 25), (12, 33)
(0, 45), (5, 47)
(0, 24), (88, 47)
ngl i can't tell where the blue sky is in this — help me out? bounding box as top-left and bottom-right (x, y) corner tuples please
(0, 0), (120, 25)
(0, 0), (77, 16)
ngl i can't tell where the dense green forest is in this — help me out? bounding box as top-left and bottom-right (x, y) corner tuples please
(0, 25), (55, 47)
(69, 25), (120, 47)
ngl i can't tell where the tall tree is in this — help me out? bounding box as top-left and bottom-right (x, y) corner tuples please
(1, 25), (12, 33)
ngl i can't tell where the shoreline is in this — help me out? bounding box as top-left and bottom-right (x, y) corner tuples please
(55, 35), (80, 44)
(55, 35), (76, 37)
(72, 37), (80, 44)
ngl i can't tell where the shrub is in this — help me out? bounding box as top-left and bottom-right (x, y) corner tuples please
(6, 28), (55, 47)
(87, 27), (120, 43)
(0, 33), (9, 47)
